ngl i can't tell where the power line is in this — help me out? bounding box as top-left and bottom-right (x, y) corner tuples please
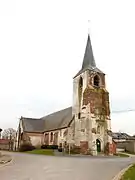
(111, 109), (135, 114)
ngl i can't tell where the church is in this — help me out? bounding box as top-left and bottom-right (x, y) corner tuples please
(16, 33), (115, 155)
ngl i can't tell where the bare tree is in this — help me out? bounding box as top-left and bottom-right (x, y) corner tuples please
(2, 128), (16, 140)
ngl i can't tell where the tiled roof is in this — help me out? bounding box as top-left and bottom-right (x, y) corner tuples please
(21, 117), (45, 133)
(21, 107), (72, 133)
(41, 107), (72, 132)
(108, 130), (135, 140)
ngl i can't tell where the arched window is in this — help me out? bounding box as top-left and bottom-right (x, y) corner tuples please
(78, 112), (81, 119)
(79, 76), (83, 88)
(20, 133), (23, 140)
(78, 76), (83, 108)
(94, 75), (100, 87)
(50, 132), (53, 142)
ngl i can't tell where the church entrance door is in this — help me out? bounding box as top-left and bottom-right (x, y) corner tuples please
(96, 139), (101, 152)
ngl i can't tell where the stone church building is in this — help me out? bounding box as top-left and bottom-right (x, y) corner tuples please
(16, 34), (115, 155)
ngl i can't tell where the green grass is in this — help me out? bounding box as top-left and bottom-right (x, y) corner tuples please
(25, 149), (54, 156)
(125, 151), (135, 155)
(121, 164), (135, 180)
(114, 153), (129, 157)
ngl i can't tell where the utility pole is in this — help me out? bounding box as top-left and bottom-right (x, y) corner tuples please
(69, 142), (71, 155)
(0, 128), (2, 139)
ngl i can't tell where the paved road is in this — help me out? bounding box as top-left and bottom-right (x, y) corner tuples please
(0, 152), (134, 180)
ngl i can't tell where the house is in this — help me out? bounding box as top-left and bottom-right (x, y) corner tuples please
(16, 33), (115, 155)
(111, 132), (135, 142)
(107, 131), (135, 153)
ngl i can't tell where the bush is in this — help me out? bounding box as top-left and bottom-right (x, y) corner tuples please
(19, 143), (35, 152)
(41, 145), (58, 149)
(49, 145), (58, 149)
(58, 147), (62, 152)
(41, 145), (48, 149)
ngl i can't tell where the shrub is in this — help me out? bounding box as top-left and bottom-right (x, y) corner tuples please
(19, 143), (35, 152)
(49, 145), (58, 149)
(41, 145), (58, 149)
(58, 147), (62, 152)
(41, 145), (48, 149)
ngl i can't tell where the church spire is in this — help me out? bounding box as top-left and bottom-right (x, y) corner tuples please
(74, 33), (102, 78)
(82, 34), (96, 70)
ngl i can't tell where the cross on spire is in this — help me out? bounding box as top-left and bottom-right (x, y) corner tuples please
(74, 24), (104, 78)
(88, 20), (91, 35)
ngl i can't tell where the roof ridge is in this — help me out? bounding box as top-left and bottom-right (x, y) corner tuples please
(41, 106), (72, 119)
(21, 117), (40, 120)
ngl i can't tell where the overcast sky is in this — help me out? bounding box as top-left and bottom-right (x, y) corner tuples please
(0, 0), (135, 135)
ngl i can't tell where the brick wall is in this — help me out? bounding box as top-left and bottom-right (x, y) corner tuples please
(0, 139), (10, 150)
(105, 141), (116, 155)
(80, 141), (88, 154)
(83, 88), (110, 116)
(23, 132), (43, 147)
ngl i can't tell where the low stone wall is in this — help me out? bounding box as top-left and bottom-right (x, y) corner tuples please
(116, 141), (135, 153)
(0, 139), (10, 150)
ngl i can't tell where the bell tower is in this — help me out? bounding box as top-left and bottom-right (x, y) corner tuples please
(72, 34), (112, 155)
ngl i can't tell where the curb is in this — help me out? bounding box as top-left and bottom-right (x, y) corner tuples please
(0, 156), (13, 168)
(112, 164), (133, 180)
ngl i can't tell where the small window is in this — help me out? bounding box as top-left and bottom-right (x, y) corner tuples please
(97, 125), (100, 134)
(78, 112), (81, 119)
(94, 75), (100, 87)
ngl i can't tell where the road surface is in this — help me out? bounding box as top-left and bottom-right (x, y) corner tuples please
(0, 152), (134, 180)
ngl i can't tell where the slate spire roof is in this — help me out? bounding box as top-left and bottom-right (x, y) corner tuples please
(82, 34), (96, 69)
(74, 34), (103, 78)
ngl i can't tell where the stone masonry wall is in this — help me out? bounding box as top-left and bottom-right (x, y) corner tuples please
(83, 87), (110, 116)
(72, 69), (113, 155)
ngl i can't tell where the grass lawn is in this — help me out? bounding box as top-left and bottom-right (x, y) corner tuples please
(121, 164), (135, 180)
(25, 149), (54, 156)
(125, 151), (135, 155)
(115, 153), (129, 157)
